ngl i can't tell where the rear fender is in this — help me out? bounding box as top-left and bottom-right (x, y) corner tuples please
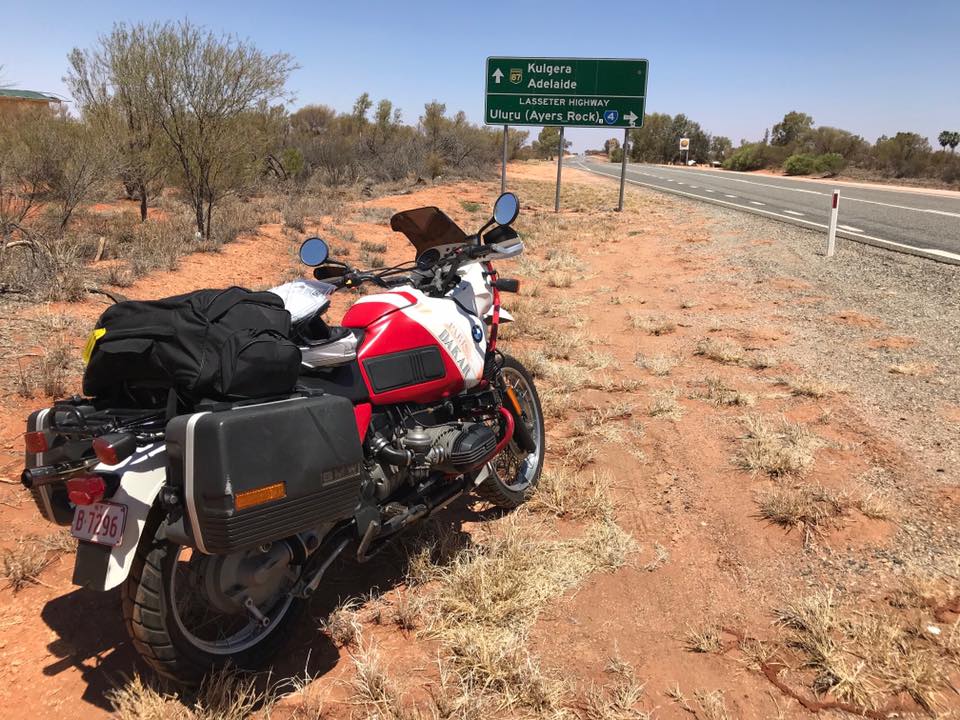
(72, 444), (166, 591)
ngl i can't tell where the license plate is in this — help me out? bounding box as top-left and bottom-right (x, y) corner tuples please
(71, 502), (127, 547)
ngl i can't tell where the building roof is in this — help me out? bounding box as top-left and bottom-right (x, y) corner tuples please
(0, 89), (63, 102)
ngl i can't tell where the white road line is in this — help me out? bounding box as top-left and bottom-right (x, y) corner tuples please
(749, 201), (765, 206)
(649, 166), (960, 216)
(784, 210), (804, 216)
(838, 224), (863, 233)
(724, 194), (737, 198)
(688, 185), (698, 189)
(666, 179), (674, 182)
(677, 182), (686, 185)
(575, 161), (960, 265)
(704, 189), (714, 193)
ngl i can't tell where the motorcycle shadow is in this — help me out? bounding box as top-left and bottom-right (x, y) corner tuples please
(268, 494), (502, 680)
(38, 496), (503, 712)
(40, 586), (145, 712)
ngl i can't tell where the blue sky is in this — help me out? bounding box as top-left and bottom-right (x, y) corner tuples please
(3, 0), (957, 151)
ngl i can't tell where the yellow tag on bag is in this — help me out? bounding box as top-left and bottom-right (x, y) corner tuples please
(82, 328), (107, 364)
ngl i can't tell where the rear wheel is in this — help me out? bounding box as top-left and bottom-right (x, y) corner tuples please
(121, 518), (306, 685)
(476, 354), (545, 508)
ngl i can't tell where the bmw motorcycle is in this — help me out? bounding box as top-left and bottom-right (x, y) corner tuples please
(20, 192), (543, 684)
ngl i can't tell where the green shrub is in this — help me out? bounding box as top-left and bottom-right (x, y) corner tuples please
(814, 152), (844, 176)
(783, 153), (818, 175)
(724, 143), (769, 171)
(784, 152), (845, 176)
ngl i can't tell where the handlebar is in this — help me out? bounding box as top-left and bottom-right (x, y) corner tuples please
(313, 242), (500, 295)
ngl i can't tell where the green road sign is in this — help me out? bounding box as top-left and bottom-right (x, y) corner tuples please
(485, 57), (648, 129)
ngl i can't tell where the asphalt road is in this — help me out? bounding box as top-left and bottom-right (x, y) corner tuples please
(573, 157), (960, 263)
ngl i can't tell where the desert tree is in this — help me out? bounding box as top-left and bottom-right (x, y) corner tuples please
(709, 135), (732, 162)
(142, 20), (296, 239)
(771, 111), (814, 148)
(0, 107), (112, 296)
(532, 126), (571, 160)
(66, 24), (166, 222)
(940, 130), (960, 153)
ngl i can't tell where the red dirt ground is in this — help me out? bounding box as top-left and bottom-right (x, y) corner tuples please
(0, 163), (956, 718)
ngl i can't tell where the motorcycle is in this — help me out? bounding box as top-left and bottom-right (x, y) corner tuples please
(20, 192), (544, 684)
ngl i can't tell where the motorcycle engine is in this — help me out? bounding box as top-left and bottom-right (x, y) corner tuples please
(402, 422), (498, 475)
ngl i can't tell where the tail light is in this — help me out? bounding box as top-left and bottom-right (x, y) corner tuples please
(93, 433), (137, 466)
(67, 475), (107, 506)
(24, 431), (49, 454)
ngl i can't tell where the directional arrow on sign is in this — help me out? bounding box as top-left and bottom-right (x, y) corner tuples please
(492, 68), (504, 84)
(625, 111), (638, 127)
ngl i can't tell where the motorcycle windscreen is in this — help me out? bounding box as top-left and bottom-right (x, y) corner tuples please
(389, 206), (468, 257)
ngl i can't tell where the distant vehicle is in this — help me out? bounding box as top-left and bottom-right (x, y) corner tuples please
(711, 160), (722, 168)
(687, 159), (697, 166)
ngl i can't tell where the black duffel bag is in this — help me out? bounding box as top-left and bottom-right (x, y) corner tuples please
(83, 287), (301, 406)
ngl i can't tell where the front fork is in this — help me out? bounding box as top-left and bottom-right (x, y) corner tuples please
(483, 260), (536, 456)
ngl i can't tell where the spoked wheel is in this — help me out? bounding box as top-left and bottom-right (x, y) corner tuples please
(476, 354), (545, 508)
(122, 519), (307, 685)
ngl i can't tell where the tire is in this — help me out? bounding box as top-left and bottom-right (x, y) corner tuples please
(476, 354), (545, 509)
(121, 515), (307, 686)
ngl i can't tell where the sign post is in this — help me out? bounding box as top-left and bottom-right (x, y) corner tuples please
(827, 190), (840, 257)
(485, 57), (648, 209)
(501, 125), (508, 194)
(555, 127), (564, 212)
(617, 128), (629, 212)
(679, 137), (690, 165)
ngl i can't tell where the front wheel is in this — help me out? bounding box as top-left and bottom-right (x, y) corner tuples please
(476, 354), (545, 508)
(121, 518), (307, 685)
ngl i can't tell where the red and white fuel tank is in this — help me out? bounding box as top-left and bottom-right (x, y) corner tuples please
(342, 282), (488, 405)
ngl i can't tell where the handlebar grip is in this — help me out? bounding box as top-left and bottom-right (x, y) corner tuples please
(494, 278), (520, 293)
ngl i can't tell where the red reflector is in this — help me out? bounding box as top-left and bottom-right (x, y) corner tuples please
(67, 475), (107, 506)
(93, 437), (119, 466)
(25, 431), (49, 454)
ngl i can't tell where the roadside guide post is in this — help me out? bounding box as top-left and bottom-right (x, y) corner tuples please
(617, 127), (629, 212)
(485, 57), (648, 211)
(827, 190), (840, 257)
(555, 127), (564, 212)
(501, 125), (508, 194)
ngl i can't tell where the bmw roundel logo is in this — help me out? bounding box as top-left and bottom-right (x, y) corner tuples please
(471, 324), (483, 342)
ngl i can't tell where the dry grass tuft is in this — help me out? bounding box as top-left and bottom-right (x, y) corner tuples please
(630, 313), (676, 336)
(546, 270), (574, 288)
(684, 626), (724, 654)
(349, 639), (413, 720)
(735, 415), (820, 477)
(353, 206), (395, 224)
(648, 388), (683, 420)
(109, 668), (269, 720)
(530, 467), (614, 520)
(695, 338), (744, 365)
(693, 376), (755, 407)
(756, 485), (848, 545)
(413, 515), (636, 713)
(778, 375), (843, 399)
(583, 659), (649, 719)
(1, 531), (75, 591)
(667, 687), (732, 720)
(635, 353), (679, 376)
(320, 598), (362, 647)
(774, 591), (950, 712)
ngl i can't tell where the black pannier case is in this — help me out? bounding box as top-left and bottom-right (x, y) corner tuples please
(165, 395), (363, 554)
(84, 286), (301, 406)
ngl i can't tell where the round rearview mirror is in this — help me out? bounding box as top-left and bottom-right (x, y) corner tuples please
(299, 237), (329, 267)
(493, 192), (519, 226)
